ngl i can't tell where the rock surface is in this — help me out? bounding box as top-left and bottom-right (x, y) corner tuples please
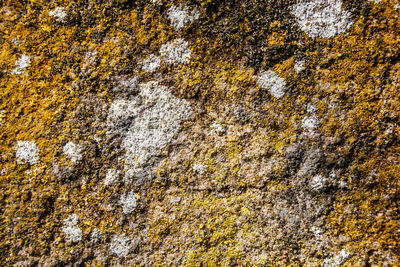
(0, 0), (399, 265)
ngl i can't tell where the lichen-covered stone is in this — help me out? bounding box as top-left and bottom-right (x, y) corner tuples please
(1, 0), (399, 265)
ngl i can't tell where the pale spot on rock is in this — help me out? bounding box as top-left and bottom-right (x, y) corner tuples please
(193, 163), (206, 174)
(160, 38), (192, 65)
(324, 249), (351, 266)
(12, 55), (30, 75)
(301, 115), (319, 131)
(167, 4), (200, 29)
(255, 70), (287, 99)
(49, 7), (68, 22)
(90, 228), (103, 243)
(62, 214), (82, 243)
(338, 180), (348, 189)
(141, 54), (161, 73)
(210, 122), (226, 135)
(123, 168), (135, 184)
(120, 192), (138, 215)
(104, 169), (120, 186)
(107, 99), (139, 123)
(150, 0), (162, 5)
(110, 234), (131, 257)
(291, 0), (353, 39)
(112, 82), (193, 166)
(15, 141), (40, 165)
(306, 103), (317, 113)
(311, 226), (324, 238)
(63, 142), (82, 163)
(310, 175), (327, 191)
(294, 60), (305, 73)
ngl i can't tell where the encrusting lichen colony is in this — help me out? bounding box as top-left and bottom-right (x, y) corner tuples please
(0, 0), (399, 265)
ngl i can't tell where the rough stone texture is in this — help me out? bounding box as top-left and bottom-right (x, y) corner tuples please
(0, 0), (399, 266)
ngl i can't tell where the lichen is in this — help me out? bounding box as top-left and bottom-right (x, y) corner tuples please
(48, 7), (68, 22)
(141, 54), (161, 73)
(167, 4), (200, 29)
(291, 0), (354, 38)
(62, 214), (82, 243)
(15, 141), (40, 165)
(117, 81), (193, 166)
(120, 192), (138, 215)
(104, 169), (120, 186)
(11, 54), (30, 75)
(160, 38), (192, 65)
(62, 142), (82, 164)
(110, 234), (131, 258)
(1, 0), (399, 265)
(254, 70), (287, 99)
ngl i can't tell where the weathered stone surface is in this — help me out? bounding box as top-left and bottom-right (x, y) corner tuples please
(1, 0), (399, 265)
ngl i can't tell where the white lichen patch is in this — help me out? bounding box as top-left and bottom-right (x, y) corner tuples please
(338, 180), (348, 189)
(116, 76), (138, 91)
(291, 0), (354, 38)
(160, 38), (192, 65)
(110, 234), (131, 257)
(255, 71), (287, 99)
(108, 99), (139, 123)
(167, 4), (200, 29)
(310, 174), (327, 191)
(63, 142), (82, 163)
(49, 7), (68, 22)
(90, 228), (103, 243)
(210, 122), (226, 135)
(301, 115), (319, 131)
(123, 168), (135, 184)
(168, 196), (182, 204)
(62, 214), (82, 243)
(294, 60), (305, 73)
(311, 226), (324, 238)
(104, 169), (120, 186)
(81, 50), (99, 75)
(0, 110), (4, 126)
(250, 252), (269, 265)
(141, 54), (161, 73)
(193, 163), (206, 174)
(120, 192), (138, 215)
(324, 249), (351, 266)
(15, 141), (39, 165)
(11, 38), (20, 46)
(306, 103), (317, 113)
(113, 82), (193, 165)
(12, 55), (30, 75)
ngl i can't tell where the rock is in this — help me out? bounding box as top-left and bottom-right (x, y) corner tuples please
(1, 1), (399, 265)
